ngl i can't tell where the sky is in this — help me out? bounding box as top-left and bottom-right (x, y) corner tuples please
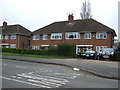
(0, 0), (119, 38)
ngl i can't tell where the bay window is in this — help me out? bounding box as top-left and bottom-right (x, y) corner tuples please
(51, 33), (62, 40)
(65, 32), (80, 39)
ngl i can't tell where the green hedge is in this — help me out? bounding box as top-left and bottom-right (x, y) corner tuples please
(115, 51), (120, 62)
(2, 43), (76, 57)
(48, 46), (58, 56)
(2, 48), (48, 55)
(57, 43), (76, 57)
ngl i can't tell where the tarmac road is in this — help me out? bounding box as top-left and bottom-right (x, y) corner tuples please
(1, 59), (118, 88)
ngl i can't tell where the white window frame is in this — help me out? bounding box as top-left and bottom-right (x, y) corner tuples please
(96, 46), (107, 53)
(84, 33), (92, 39)
(83, 47), (92, 52)
(96, 32), (107, 39)
(10, 44), (16, 48)
(0, 34), (1, 39)
(65, 32), (80, 39)
(51, 33), (62, 40)
(33, 35), (39, 40)
(0, 34), (2, 39)
(42, 34), (48, 40)
(10, 34), (16, 39)
(5, 34), (9, 39)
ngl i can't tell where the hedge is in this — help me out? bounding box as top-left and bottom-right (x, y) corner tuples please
(2, 48), (49, 55)
(115, 51), (120, 62)
(2, 43), (76, 57)
(57, 43), (76, 57)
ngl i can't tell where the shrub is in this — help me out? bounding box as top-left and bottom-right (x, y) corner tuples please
(2, 48), (49, 55)
(48, 46), (58, 56)
(57, 43), (76, 57)
(115, 51), (120, 62)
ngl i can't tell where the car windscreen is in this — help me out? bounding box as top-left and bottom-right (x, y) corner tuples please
(103, 48), (114, 52)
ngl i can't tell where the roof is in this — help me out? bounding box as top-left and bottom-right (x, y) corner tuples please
(0, 24), (31, 36)
(33, 19), (117, 36)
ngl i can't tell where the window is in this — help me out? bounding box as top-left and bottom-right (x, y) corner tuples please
(10, 44), (16, 48)
(51, 33), (62, 40)
(32, 46), (40, 49)
(96, 46), (107, 52)
(83, 47), (92, 52)
(65, 32), (80, 39)
(10, 34), (16, 39)
(33, 35), (39, 40)
(5, 34), (9, 39)
(43, 34), (48, 40)
(0, 34), (3, 39)
(96, 32), (107, 39)
(84, 33), (92, 39)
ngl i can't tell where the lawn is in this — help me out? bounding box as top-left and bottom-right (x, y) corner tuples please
(2, 52), (77, 59)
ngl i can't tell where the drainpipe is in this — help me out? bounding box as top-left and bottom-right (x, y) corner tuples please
(18, 34), (20, 48)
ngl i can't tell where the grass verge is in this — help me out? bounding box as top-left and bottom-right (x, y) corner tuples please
(2, 52), (77, 59)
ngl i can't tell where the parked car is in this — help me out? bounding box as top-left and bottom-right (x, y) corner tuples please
(78, 50), (97, 59)
(99, 48), (115, 60)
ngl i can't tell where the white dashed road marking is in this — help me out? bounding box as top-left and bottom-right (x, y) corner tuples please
(0, 76), (51, 88)
(2, 71), (81, 88)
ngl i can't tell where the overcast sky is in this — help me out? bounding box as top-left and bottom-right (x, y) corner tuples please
(0, 0), (119, 38)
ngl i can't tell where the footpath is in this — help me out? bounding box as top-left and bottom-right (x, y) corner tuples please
(2, 55), (119, 80)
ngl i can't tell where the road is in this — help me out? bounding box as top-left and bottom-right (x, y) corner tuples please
(1, 59), (118, 88)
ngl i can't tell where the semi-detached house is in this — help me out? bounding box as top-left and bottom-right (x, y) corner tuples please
(32, 14), (117, 54)
(0, 21), (31, 48)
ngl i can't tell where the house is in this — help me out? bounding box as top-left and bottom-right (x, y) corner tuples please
(0, 21), (31, 48)
(32, 14), (117, 54)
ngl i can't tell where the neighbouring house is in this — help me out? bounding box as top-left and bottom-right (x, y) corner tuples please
(0, 21), (31, 49)
(32, 14), (117, 54)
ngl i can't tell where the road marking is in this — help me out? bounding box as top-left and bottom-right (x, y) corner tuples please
(4, 71), (80, 88)
(16, 66), (26, 69)
(11, 76), (16, 78)
(14, 72), (69, 88)
(3, 64), (7, 66)
(26, 73), (69, 82)
(17, 73), (68, 84)
(1, 76), (52, 88)
(28, 79), (61, 88)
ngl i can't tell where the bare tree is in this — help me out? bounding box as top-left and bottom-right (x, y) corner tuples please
(80, 0), (92, 19)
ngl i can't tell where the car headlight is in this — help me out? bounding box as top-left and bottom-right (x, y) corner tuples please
(90, 54), (94, 56)
(111, 52), (114, 54)
(82, 54), (86, 56)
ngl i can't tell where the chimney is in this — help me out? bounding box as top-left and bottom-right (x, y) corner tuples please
(68, 14), (74, 23)
(3, 21), (7, 29)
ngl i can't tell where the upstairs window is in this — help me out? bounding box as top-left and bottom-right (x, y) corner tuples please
(96, 32), (107, 39)
(43, 34), (48, 40)
(5, 34), (9, 39)
(84, 33), (92, 39)
(0, 34), (3, 39)
(10, 34), (16, 39)
(33, 35), (39, 40)
(65, 32), (80, 39)
(51, 33), (62, 40)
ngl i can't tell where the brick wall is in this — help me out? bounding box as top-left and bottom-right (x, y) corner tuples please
(1, 34), (31, 49)
(32, 32), (113, 51)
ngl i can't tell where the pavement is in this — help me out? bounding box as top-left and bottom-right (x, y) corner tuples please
(2, 55), (120, 80)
